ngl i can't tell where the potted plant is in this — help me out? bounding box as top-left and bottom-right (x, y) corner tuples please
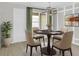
(1, 21), (12, 47)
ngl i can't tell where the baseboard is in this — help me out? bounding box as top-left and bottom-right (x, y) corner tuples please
(72, 38), (79, 46)
(11, 40), (26, 44)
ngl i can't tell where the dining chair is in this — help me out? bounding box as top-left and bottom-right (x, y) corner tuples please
(32, 27), (45, 46)
(52, 31), (73, 56)
(52, 28), (68, 44)
(26, 32), (42, 56)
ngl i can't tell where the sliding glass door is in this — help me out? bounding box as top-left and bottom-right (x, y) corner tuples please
(32, 11), (47, 29)
(32, 13), (40, 28)
(40, 13), (47, 29)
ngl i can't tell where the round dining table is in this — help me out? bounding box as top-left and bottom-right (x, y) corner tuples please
(34, 29), (63, 56)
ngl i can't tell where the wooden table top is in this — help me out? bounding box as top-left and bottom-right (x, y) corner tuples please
(34, 29), (63, 35)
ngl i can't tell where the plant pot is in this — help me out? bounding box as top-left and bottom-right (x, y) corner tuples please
(4, 38), (11, 47)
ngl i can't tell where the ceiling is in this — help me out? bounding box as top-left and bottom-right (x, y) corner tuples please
(26, 2), (74, 9)
(0, 2), (76, 10)
(9, 2), (74, 9)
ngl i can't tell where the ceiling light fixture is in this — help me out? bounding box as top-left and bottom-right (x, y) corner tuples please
(46, 2), (57, 16)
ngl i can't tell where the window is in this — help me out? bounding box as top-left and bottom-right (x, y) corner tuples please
(32, 15), (40, 28)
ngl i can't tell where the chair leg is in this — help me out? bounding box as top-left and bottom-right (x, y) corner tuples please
(39, 38), (40, 42)
(35, 47), (37, 51)
(59, 50), (62, 55)
(69, 48), (72, 56)
(52, 45), (53, 49)
(40, 45), (43, 56)
(52, 38), (54, 44)
(43, 37), (45, 46)
(30, 46), (33, 56)
(26, 45), (28, 53)
(62, 50), (65, 56)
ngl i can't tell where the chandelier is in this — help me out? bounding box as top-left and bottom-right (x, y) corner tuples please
(45, 2), (57, 16)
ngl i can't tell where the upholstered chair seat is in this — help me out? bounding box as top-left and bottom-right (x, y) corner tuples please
(27, 41), (41, 46)
(32, 27), (45, 46)
(26, 32), (42, 56)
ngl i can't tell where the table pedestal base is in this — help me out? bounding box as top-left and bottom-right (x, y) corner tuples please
(41, 47), (56, 56)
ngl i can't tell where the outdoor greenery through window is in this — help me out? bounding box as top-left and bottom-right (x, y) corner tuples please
(32, 15), (40, 28)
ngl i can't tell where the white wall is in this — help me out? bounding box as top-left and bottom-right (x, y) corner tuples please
(12, 8), (26, 43)
(0, 3), (27, 44)
(0, 4), (13, 46)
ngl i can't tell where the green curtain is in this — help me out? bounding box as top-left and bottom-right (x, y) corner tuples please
(40, 13), (42, 29)
(47, 10), (52, 29)
(47, 15), (52, 26)
(49, 10), (52, 25)
(49, 15), (52, 25)
(26, 7), (32, 33)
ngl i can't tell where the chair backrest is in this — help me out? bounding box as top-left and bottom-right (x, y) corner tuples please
(60, 31), (73, 49)
(32, 27), (39, 35)
(25, 31), (34, 43)
(32, 27), (39, 32)
(61, 28), (68, 33)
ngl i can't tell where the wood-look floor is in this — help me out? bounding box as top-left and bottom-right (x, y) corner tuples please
(0, 41), (79, 56)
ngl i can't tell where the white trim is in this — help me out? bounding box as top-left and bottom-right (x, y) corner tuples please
(64, 8), (73, 12)
(72, 3), (75, 40)
(57, 10), (64, 13)
(10, 40), (27, 44)
(57, 8), (58, 29)
(63, 7), (66, 28)
(72, 39), (79, 46)
(58, 8), (73, 12)
(72, 42), (79, 46)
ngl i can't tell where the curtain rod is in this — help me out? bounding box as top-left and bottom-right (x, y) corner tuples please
(27, 7), (46, 10)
